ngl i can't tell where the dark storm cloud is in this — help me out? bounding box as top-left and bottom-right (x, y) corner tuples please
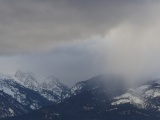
(0, 0), (157, 54)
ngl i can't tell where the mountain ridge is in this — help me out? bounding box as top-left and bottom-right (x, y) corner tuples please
(3, 74), (160, 120)
(1, 72), (160, 119)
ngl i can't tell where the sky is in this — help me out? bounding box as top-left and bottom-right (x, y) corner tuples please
(1, 0), (160, 86)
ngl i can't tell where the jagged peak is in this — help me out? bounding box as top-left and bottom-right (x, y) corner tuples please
(13, 70), (39, 90)
(15, 70), (34, 78)
(14, 70), (26, 79)
(14, 70), (37, 81)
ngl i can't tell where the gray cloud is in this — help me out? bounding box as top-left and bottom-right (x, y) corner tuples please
(0, 0), (158, 54)
(0, 38), (107, 86)
(1, 0), (160, 86)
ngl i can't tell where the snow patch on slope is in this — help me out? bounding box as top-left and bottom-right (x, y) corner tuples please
(71, 82), (85, 95)
(112, 92), (145, 108)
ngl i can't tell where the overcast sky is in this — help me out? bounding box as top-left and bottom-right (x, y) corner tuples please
(0, 0), (160, 86)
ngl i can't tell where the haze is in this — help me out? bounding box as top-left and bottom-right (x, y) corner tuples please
(0, 0), (160, 86)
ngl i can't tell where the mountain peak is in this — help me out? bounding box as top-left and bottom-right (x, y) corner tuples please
(14, 70), (39, 90)
(14, 70), (26, 80)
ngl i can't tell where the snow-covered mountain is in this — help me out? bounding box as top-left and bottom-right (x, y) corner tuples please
(12, 70), (69, 102)
(0, 90), (30, 119)
(13, 70), (39, 90)
(67, 75), (160, 112)
(112, 79), (160, 111)
(37, 76), (69, 102)
(1, 73), (160, 120)
(0, 70), (69, 118)
(5, 74), (160, 120)
(0, 74), (53, 118)
(68, 75), (160, 112)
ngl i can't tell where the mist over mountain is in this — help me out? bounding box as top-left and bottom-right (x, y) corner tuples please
(0, 0), (160, 86)
(1, 0), (160, 119)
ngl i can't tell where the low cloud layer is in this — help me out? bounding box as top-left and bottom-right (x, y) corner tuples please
(0, 38), (107, 85)
(1, 0), (160, 85)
